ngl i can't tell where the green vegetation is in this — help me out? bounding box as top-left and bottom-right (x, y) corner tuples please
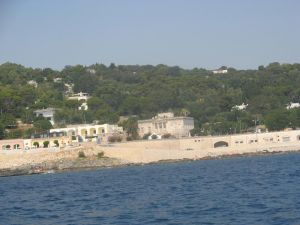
(43, 141), (49, 148)
(53, 140), (59, 147)
(33, 142), (39, 148)
(0, 62), (300, 136)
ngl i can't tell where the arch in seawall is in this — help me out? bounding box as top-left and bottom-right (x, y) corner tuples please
(214, 141), (229, 148)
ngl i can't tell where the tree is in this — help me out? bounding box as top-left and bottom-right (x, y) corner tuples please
(0, 124), (5, 140)
(264, 109), (289, 131)
(33, 142), (39, 148)
(43, 141), (49, 148)
(119, 117), (139, 139)
(54, 140), (59, 147)
(33, 119), (53, 132)
(0, 114), (16, 128)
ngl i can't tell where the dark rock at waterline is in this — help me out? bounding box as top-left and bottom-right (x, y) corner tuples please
(0, 157), (125, 177)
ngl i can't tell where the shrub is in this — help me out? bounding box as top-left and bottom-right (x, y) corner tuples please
(43, 141), (49, 148)
(97, 152), (104, 158)
(53, 140), (59, 147)
(78, 151), (86, 158)
(33, 142), (39, 148)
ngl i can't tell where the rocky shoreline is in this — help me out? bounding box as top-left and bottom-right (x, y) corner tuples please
(1, 149), (297, 177)
(0, 156), (127, 177)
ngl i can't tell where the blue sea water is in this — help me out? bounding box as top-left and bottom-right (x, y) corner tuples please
(1, 153), (300, 225)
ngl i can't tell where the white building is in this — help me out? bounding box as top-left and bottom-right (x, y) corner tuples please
(232, 103), (248, 111)
(78, 102), (88, 111)
(53, 77), (62, 83)
(50, 123), (123, 142)
(87, 68), (96, 74)
(27, 80), (38, 88)
(138, 112), (194, 138)
(68, 92), (90, 101)
(212, 69), (228, 74)
(287, 102), (300, 109)
(64, 83), (74, 95)
(68, 92), (90, 111)
(34, 108), (55, 125)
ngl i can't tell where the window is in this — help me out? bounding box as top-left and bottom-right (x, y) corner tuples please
(163, 123), (166, 128)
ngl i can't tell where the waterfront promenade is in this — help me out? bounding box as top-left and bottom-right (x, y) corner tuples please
(1, 130), (300, 174)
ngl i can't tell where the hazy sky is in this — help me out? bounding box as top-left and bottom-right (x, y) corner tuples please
(0, 0), (299, 70)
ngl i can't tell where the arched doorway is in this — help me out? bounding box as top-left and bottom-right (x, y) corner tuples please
(90, 128), (96, 135)
(98, 128), (105, 134)
(81, 129), (88, 137)
(214, 141), (229, 148)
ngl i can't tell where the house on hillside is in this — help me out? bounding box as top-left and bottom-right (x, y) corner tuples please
(34, 108), (55, 125)
(212, 66), (228, 74)
(232, 103), (248, 111)
(287, 102), (300, 109)
(68, 92), (90, 111)
(138, 112), (194, 138)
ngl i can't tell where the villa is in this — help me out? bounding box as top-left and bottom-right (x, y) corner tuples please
(50, 123), (123, 142)
(138, 112), (194, 138)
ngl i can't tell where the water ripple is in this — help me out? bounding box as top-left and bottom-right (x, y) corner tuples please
(1, 153), (300, 224)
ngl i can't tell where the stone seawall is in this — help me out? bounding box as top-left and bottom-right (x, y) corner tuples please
(101, 130), (300, 163)
(101, 142), (300, 164)
(0, 146), (103, 170)
(1, 130), (300, 174)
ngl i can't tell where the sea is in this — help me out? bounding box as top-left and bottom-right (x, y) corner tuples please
(1, 153), (300, 225)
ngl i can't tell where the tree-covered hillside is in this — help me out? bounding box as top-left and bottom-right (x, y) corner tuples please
(0, 62), (300, 139)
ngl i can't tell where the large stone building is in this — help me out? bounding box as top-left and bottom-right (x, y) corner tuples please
(138, 112), (194, 138)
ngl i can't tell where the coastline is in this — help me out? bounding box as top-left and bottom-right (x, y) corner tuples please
(1, 148), (298, 177)
(1, 130), (300, 177)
